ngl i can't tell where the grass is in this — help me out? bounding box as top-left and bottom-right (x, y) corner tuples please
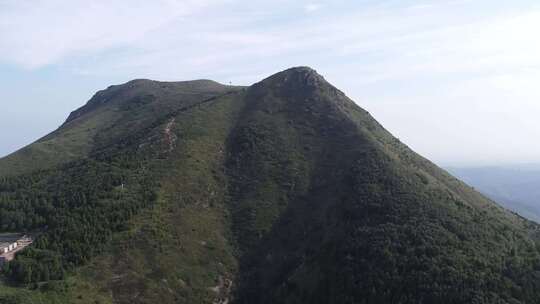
(0, 276), (112, 304)
(0, 106), (117, 177)
(60, 91), (247, 303)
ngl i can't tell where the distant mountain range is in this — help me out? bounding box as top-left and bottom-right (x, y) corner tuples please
(448, 165), (540, 223)
(1, 67), (540, 304)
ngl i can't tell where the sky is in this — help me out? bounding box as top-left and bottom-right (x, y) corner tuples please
(1, 0), (540, 166)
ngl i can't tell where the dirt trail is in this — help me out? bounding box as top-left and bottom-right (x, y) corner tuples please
(210, 275), (233, 304)
(164, 118), (177, 152)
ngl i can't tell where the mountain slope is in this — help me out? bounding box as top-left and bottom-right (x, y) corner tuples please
(225, 68), (540, 303)
(1, 67), (540, 304)
(0, 79), (240, 177)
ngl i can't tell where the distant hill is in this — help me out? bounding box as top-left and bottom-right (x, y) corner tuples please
(448, 166), (540, 223)
(1, 67), (540, 304)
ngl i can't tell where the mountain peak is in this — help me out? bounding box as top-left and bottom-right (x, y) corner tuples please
(283, 66), (318, 74)
(258, 66), (326, 88)
(257, 66), (318, 77)
(248, 66), (352, 112)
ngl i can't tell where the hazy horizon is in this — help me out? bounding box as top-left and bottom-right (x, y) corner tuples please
(2, 0), (540, 166)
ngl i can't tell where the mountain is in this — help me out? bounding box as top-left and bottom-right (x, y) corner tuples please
(448, 166), (540, 223)
(0, 79), (239, 177)
(1, 67), (540, 304)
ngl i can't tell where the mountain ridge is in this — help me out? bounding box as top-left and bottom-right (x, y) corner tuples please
(0, 78), (244, 178)
(63, 78), (239, 125)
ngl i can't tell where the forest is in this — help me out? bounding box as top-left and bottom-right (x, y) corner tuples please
(0, 151), (158, 285)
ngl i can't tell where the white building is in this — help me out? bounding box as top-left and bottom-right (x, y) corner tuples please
(0, 242), (18, 254)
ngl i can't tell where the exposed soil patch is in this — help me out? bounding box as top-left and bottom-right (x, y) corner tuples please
(164, 118), (177, 152)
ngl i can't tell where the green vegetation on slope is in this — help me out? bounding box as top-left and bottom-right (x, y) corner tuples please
(226, 68), (540, 304)
(0, 138), (159, 284)
(1, 67), (540, 304)
(74, 90), (247, 303)
(0, 106), (117, 178)
(0, 79), (240, 177)
(0, 79), (244, 302)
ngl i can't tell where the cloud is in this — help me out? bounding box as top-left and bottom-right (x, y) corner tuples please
(3, 0), (538, 80)
(0, 0), (225, 68)
(304, 3), (322, 12)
